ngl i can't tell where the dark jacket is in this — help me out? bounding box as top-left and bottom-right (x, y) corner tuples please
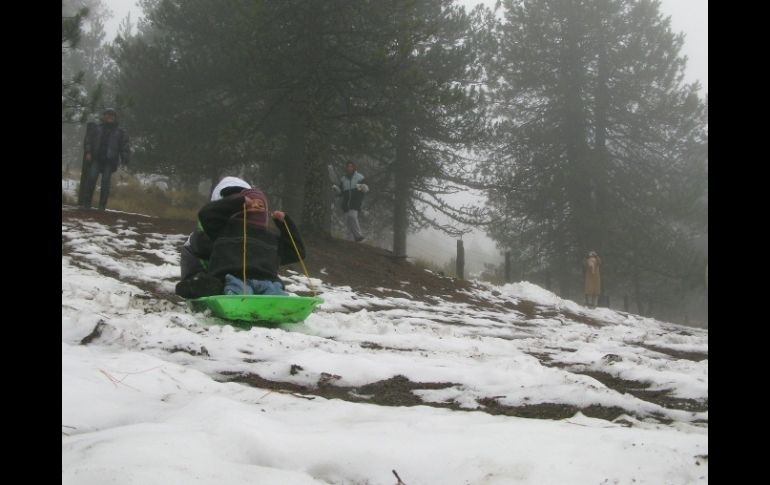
(84, 121), (130, 170)
(180, 223), (213, 281)
(338, 171), (366, 212)
(197, 193), (306, 282)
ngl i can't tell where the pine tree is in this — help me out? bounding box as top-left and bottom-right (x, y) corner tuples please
(485, 0), (707, 314)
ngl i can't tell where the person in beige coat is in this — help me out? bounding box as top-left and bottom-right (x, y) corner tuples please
(584, 251), (602, 307)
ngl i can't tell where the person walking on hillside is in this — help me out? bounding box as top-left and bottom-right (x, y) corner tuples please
(584, 250), (602, 307)
(332, 161), (368, 242)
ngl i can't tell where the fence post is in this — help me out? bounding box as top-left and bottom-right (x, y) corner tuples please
(456, 239), (465, 280)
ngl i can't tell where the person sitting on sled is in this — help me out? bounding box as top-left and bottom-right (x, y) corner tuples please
(196, 184), (306, 297)
(175, 176), (250, 298)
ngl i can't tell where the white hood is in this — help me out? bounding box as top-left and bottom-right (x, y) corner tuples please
(210, 176), (251, 201)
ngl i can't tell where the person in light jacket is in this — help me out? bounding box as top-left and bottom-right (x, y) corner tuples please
(332, 162), (368, 242)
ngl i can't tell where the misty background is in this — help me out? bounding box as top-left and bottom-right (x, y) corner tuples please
(62, 0), (708, 326)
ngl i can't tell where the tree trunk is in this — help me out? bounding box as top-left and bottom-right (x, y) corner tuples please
(392, 112), (411, 258)
(633, 271), (643, 315)
(561, 6), (592, 254)
(281, 116), (308, 225)
(592, 30), (610, 255)
(301, 150), (331, 236)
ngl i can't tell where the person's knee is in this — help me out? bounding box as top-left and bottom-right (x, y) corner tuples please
(269, 281), (287, 295)
(224, 274), (252, 295)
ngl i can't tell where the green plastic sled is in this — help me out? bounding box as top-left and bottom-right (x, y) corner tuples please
(190, 294), (323, 325)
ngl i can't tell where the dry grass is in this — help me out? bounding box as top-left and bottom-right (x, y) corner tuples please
(70, 172), (208, 221)
(411, 257), (450, 277)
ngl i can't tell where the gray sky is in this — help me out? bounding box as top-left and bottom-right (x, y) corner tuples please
(648, 0), (708, 94)
(101, 0), (138, 35)
(457, 0), (707, 94)
(103, 0), (707, 94)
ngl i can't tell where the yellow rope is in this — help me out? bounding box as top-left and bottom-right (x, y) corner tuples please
(242, 202), (247, 295)
(282, 219), (316, 295)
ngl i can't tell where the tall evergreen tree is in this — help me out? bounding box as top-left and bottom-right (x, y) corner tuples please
(113, 0), (489, 248)
(62, 0), (111, 175)
(368, 0), (490, 256)
(62, 1), (91, 123)
(484, 0), (707, 313)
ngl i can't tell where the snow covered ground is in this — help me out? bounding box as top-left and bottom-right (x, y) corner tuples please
(62, 208), (708, 484)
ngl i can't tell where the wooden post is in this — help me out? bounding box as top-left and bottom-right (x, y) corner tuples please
(504, 251), (511, 283)
(456, 239), (465, 280)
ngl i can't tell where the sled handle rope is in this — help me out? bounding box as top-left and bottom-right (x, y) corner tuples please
(242, 200), (316, 296)
(282, 219), (317, 295)
(242, 202), (248, 295)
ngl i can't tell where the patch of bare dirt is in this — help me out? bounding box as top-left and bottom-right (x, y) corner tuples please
(636, 343), (708, 362)
(574, 370), (708, 414)
(221, 371), (671, 422)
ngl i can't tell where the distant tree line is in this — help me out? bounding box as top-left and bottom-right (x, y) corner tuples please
(62, 0), (707, 324)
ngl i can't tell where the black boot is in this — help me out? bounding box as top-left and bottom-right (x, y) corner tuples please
(176, 273), (224, 299)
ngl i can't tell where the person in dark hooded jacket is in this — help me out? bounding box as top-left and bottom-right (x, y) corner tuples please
(175, 176), (251, 299)
(175, 177), (306, 298)
(199, 187), (306, 296)
(80, 108), (130, 210)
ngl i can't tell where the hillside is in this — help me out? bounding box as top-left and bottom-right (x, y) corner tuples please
(62, 205), (708, 484)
